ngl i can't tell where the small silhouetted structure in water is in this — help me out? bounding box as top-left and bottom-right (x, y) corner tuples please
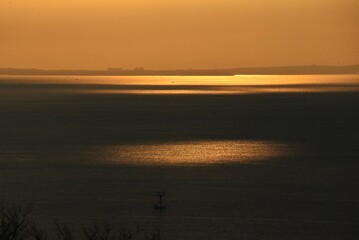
(154, 191), (166, 210)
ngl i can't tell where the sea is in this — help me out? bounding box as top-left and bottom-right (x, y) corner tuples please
(0, 75), (358, 239)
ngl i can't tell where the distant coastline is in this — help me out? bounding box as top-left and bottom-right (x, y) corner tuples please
(1, 65), (358, 76)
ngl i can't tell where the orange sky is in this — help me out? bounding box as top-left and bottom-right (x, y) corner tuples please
(1, 0), (358, 70)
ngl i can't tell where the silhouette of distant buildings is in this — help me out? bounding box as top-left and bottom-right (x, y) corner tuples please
(1, 65), (358, 76)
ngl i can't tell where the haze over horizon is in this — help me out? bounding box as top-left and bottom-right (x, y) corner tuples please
(1, 0), (358, 70)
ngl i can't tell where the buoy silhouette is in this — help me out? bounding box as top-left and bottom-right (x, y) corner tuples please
(154, 191), (166, 210)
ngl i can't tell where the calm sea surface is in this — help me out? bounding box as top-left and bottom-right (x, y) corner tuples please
(0, 75), (359, 239)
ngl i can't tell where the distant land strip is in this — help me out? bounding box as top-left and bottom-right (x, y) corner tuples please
(1, 65), (359, 76)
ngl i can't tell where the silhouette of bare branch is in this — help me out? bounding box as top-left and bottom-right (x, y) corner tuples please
(0, 201), (161, 240)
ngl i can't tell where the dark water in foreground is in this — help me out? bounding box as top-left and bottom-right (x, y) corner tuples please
(0, 75), (359, 239)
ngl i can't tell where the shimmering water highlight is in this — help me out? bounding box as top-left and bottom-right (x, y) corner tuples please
(92, 140), (292, 165)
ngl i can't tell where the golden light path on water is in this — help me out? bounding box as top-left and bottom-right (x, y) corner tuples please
(97, 140), (292, 165)
(91, 86), (359, 95)
(3, 75), (359, 95)
(3, 74), (359, 85)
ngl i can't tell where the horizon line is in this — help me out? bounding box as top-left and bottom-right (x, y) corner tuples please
(1, 64), (359, 72)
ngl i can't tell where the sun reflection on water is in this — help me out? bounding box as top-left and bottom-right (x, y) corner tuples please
(2, 75), (359, 95)
(99, 140), (291, 165)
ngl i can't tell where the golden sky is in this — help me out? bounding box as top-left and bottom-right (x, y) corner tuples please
(1, 0), (358, 69)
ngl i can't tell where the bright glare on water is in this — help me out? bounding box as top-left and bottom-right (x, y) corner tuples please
(91, 140), (292, 165)
(1, 74), (359, 95)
